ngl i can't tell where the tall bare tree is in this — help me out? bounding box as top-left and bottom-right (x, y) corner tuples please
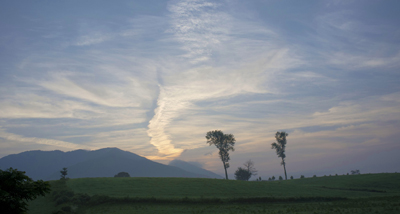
(243, 159), (257, 177)
(271, 131), (288, 180)
(206, 130), (235, 180)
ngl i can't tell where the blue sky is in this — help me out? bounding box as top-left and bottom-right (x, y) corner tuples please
(1, 0), (400, 178)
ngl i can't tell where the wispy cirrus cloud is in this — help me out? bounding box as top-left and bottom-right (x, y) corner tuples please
(1, 0), (399, 176)
(313, 9), (400, 71)
(146, 0), (301, 158)
(0, 129), (83, 150)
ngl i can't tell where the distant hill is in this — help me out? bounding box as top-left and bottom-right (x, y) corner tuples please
(0, 148), (214, 180)
(169, 159), (223, 179)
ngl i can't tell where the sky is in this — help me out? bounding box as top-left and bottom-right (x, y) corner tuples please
(1, 0), (400, 179)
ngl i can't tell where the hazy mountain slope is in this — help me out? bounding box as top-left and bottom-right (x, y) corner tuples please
(0, 148), (206, 180)
(0, 149), (89, 180)
(169, 159), (223, 179)
(46, 152), (205, 180)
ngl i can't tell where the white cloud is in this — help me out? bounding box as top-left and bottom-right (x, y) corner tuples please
(328, 51), (400, 69)
(0, 129), (83, 150)
(35, 72), (151, 108)
(75, 33), (112, 46)
(145, 0), (304, 158)
(168, 0), (230, 63)
(314, 10), (400, 71)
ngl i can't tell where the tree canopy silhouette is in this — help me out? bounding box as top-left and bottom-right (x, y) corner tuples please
(271, 131), (288, 180)
(243, 159), (257, 177)
(60, 167), (68, 179)
(234, 167), (251, 181)
(0, 168), (50, 214)
(206, 130), (235, 180)
(235, 160), (257, 181)
(114, 172), (130, 177)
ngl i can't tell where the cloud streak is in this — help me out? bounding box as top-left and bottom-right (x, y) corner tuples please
(146, 0), (301, 158)
(0, 129), (82, 150)
(0, 0), (399, 176)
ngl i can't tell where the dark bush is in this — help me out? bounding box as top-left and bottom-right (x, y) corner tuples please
(56, 196), (71, 206)
(72, 193), (91, 204)
(53, 190), (74, 200)
(114, 172), (130, 177)
(61, 206), (71, 212)
(89, 194), (111, 205)
(300, 175), (305, 179)
(234, 167), (252, 181)
(313, 175), (317, 178)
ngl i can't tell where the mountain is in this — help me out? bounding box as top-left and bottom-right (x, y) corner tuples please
(0, 148), (209, 180)
(169, 159), (223, 179)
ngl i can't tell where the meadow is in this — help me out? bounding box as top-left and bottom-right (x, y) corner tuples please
(28, 173), (400, 214)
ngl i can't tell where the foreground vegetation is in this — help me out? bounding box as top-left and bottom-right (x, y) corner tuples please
(28, 173), (400, 214)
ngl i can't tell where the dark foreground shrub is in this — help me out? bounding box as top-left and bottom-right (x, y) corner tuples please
(72, 193), (91, 204)
(61, 206), (71, 212)
(89, 194), (111, 205)
(56, 196), (71, 206)
(114, 172), (130, 177)
(53, 190), (74, 201)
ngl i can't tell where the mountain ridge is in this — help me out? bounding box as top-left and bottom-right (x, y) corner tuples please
(0, 148), (219, 180)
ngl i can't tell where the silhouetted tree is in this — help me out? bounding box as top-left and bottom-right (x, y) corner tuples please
(300, 175), (305, 179)
(272, 176), (275, 180)
(351, 170), (360, 175)
(114, 172), (130, 177)
(234, 167), (251, 181)
(279, 176), (283, 180)
(271, 131), (288, 180)
(206, 130), (235, 180)
(234, 160), (257, 181)
(290, 176), (293, 179)
(243, 159), (257, 177)
(60, 167), (68, 179)
(0, 168), (50, 214)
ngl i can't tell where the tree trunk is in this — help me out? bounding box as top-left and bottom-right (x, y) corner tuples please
(223, 162), (228, 180)
(282, 158), (287, 180)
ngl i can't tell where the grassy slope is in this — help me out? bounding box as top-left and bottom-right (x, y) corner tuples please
(28, 173), (400, 214)
(67, 173), (400, 199)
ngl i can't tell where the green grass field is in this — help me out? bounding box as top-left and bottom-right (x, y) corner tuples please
(28, 173), (400, 214)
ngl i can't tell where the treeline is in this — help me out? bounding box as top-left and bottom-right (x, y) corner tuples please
(206, 130), (289, 181)
(206, 130), (361, 181)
